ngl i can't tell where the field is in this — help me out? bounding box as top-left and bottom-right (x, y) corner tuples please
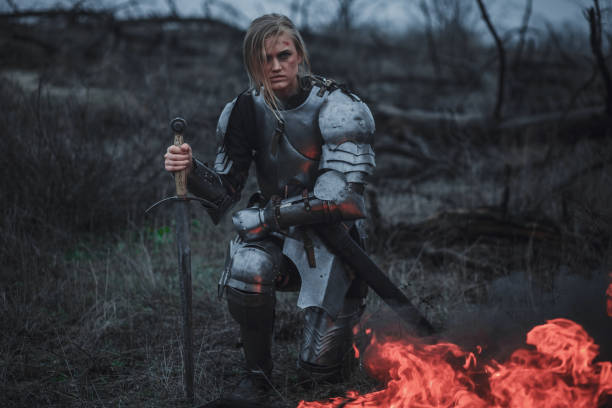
(1, 5), (611, 407)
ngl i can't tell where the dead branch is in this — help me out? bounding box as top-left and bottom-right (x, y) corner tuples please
(561, 65), (598, 120)
(419, 0), (442, 80)
(376, 104), (483, 127)
(421, 244), (500, 274)
(544, 22), (582, 69)
(5, 0), (18, 12)
(9, 31), (60, 55)
(382, 208), (564, 261)
(531, 158), (612, 212)
(209, 0), (250, 28)
(512, 0), (532, 71)
(165, 0), (178, 17)
(336, 0), (355, 33)
(497, 106), (603, 129)
(371, 165), (456, 188)
(374, 142), (437, 164)
(0, 9), (113, 21)
(375, 103), (604, 131)
(585, 0), (612, 117)
(475, 0), (506, 121)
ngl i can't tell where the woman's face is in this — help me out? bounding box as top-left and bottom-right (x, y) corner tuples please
(263, 31), (302, 101)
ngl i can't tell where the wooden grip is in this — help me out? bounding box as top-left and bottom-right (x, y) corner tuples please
(171, 117), (188, 197)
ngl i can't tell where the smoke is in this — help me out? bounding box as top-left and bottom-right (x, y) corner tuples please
(441, 268), (612, 362)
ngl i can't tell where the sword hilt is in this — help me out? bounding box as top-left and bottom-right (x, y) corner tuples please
(171, 117), (188, 197)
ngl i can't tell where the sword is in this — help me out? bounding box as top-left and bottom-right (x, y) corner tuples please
(313, 223), (436, 336)
(169, 117), (194, 401)
(145, 117), (217, 401)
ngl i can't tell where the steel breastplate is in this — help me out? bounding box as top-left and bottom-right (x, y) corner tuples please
(252, 86), (325, 199)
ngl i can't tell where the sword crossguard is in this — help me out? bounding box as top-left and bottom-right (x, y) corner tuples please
(145, 195), (218, 215)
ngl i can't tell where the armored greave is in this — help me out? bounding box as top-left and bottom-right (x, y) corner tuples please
(298, 297), (363, 380)
(226, 287), (275, 375)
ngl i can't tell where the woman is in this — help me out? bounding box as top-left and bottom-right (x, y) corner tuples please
(165, 13), (375, 400)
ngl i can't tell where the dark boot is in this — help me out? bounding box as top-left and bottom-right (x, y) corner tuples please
(298, 300), (364, 384)
(226, 287), (275, 402)
(226, 371), (272, 403)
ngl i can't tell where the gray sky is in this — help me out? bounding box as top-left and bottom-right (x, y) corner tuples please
(5, 0), (590, 34)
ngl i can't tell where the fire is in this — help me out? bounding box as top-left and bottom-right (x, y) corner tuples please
(487, 319), (611, 407)
(298, 319), (612, 407)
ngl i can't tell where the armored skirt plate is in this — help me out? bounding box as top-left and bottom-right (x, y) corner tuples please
(282, 227), (352, 319)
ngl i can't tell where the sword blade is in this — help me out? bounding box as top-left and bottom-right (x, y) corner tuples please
(175, 200), (194, 400)
(314, 223), (435, 336)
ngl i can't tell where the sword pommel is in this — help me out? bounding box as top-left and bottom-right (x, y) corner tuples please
(170, 117), (187, 134)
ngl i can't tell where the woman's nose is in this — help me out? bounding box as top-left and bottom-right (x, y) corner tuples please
(271, 58), (281, 71)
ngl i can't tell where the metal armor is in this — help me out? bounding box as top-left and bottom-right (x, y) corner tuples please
(230, 83), (375, 316)
(251, 85), (323, 199)
(217, 77), (376, 379)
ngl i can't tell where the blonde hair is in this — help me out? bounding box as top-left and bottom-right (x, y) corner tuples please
(243, 14), (310, 114)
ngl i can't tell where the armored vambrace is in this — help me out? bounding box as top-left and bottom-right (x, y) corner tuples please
(187, 158), (239, 224)
(233, 171), (366, 241)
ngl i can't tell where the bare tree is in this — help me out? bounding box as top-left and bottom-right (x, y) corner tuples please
(585, 0), (612, 116)
(420, 0), (442, 80)
(336, 0), (356, 33)
(202, 0), (212, 18)
(431, 0), (471, 27)
(430, 0), (475, 53)
(201, 0), (250, 28)
(5, 0), (19, 12)
(512, 0), (532, 71)
(476, 0), (506, 121)
(165, 0), (178, 17)
(299, 0), (310, 31)
(290, 0), (310, 31)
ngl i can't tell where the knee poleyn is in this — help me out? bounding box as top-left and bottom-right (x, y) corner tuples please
(225, 244), (280, 294)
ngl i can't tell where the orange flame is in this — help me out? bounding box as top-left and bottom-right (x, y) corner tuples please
(298, 318), (612, 407)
